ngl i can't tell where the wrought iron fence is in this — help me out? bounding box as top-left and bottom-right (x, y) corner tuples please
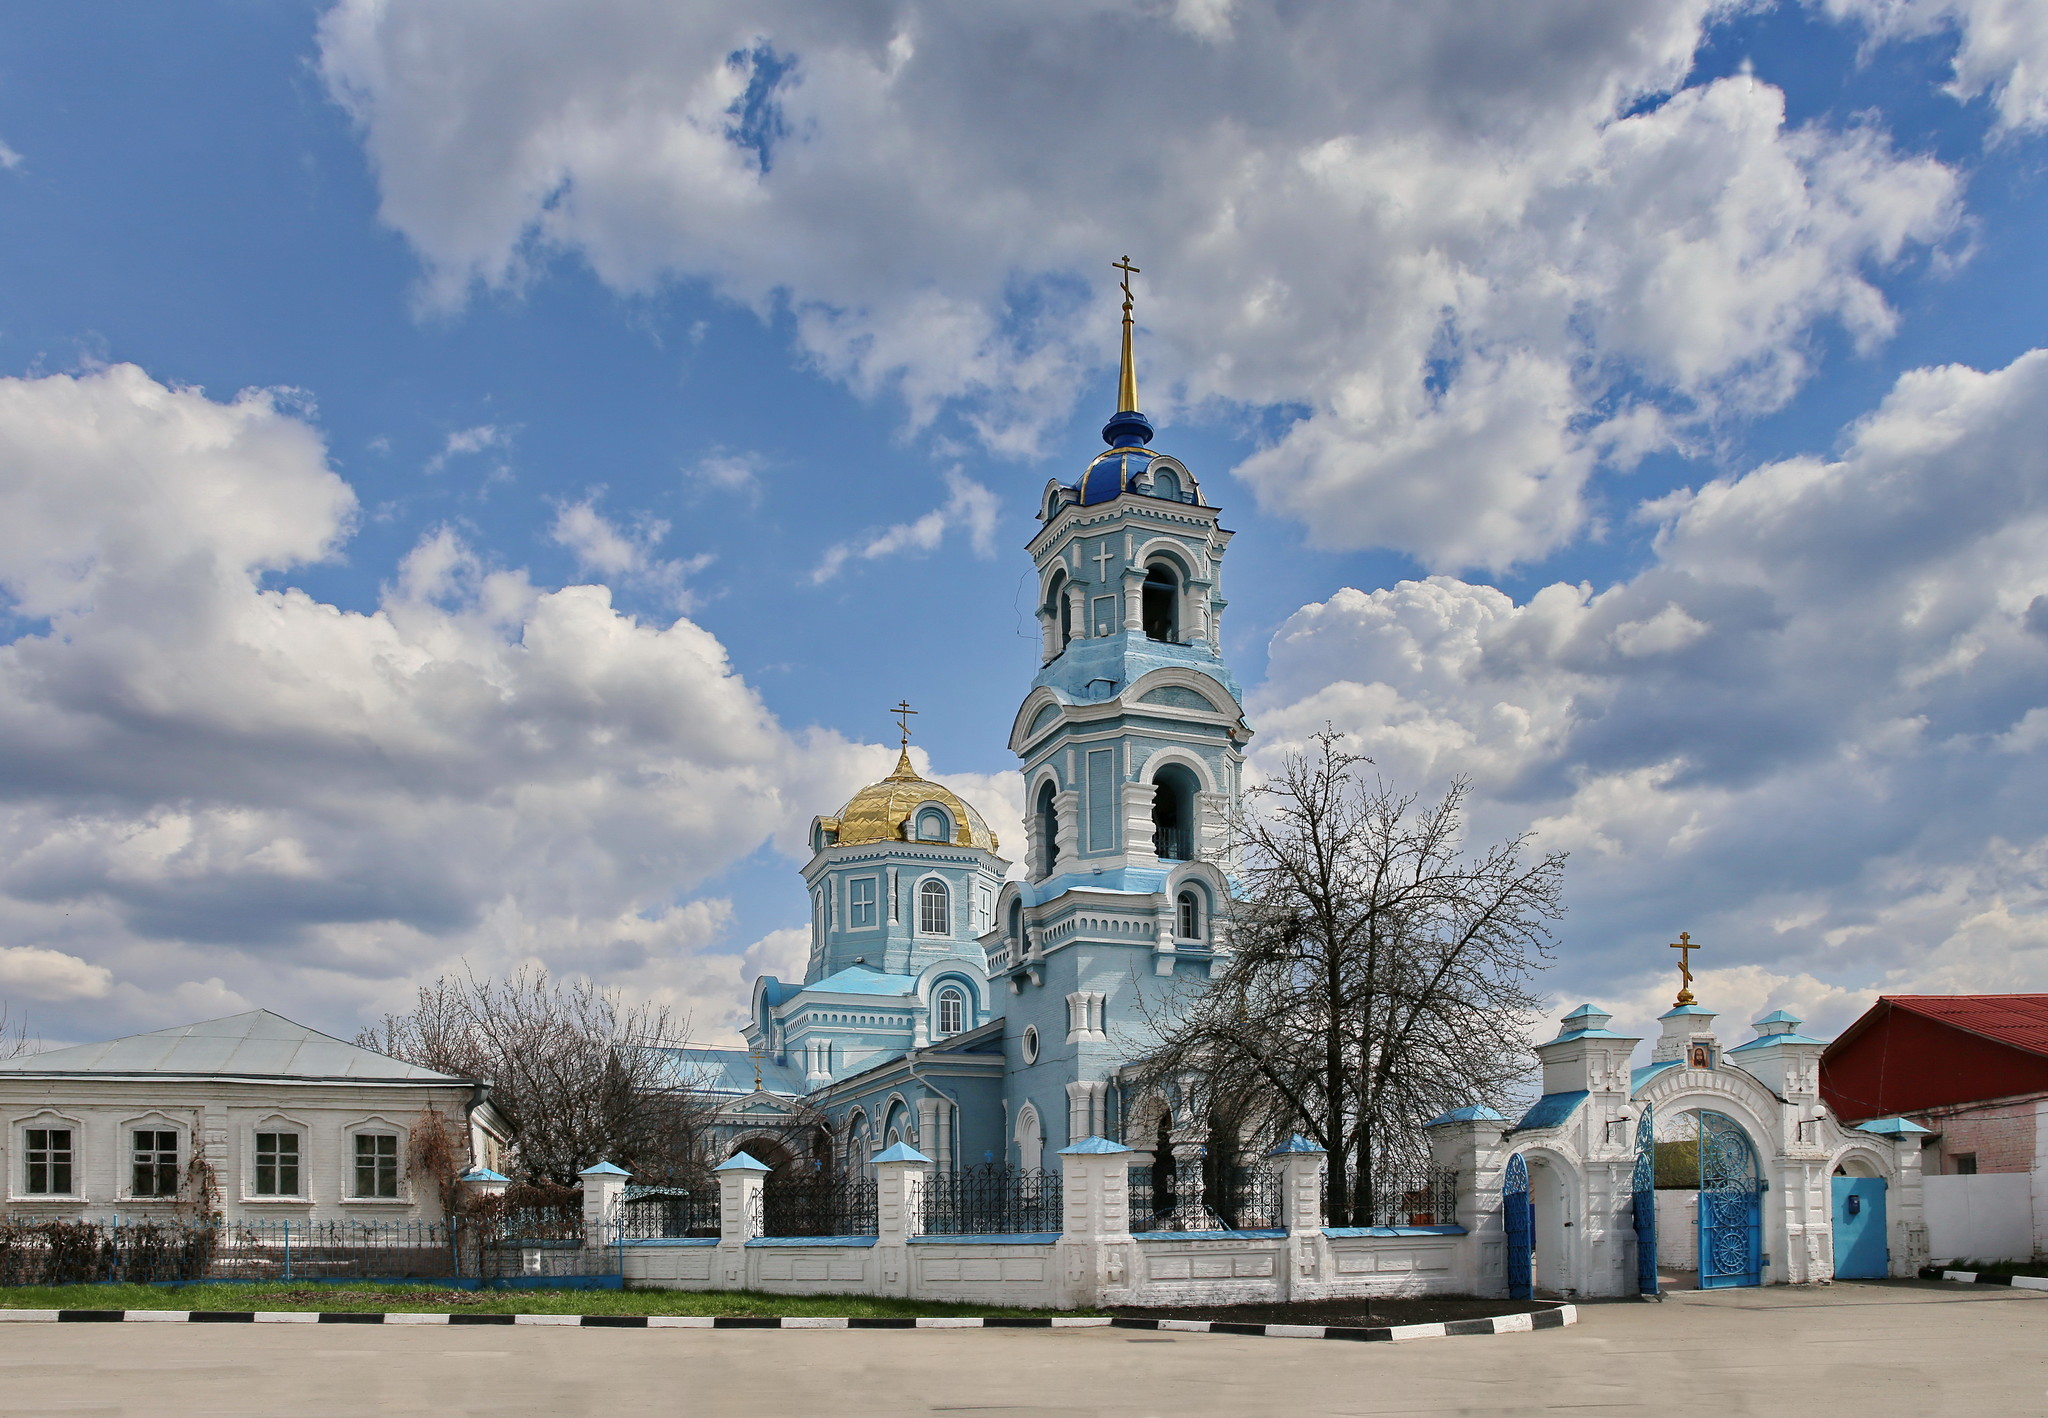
(0, 1217), (462, 1285)
(759, 1171), (878, 1238)
(614, 1185), (721, 1240)
(1215, 1165), (1283, 1230)
(919, 1165), (1059, 1235)
(1319, 1167), (1459, 1227)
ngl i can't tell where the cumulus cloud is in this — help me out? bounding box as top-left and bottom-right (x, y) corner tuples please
(810, 469), (999, 583)
(549, 494), (711, 608)
(1825, 0), (2048, 134)
(1253, 347), (2048, 1038)
(688, 449), (768, 498)
(423, 422), (511, 474)
(0, 365), (905, 1043)
(0, 139), (22, 173)
(318, 0), (1962, 570)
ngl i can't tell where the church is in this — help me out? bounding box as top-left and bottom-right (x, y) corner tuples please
(662, 266), (1248, 1181)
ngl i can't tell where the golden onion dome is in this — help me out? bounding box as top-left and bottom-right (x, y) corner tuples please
(821, 749), (999, 852)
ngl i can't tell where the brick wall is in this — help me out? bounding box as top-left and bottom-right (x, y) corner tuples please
(1912, 1093), (2045, 1175)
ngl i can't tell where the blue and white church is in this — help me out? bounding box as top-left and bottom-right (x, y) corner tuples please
(665, 274), (1247, 1181)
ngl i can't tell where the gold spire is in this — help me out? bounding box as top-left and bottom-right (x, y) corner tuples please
(1114, 255), (1141, 413)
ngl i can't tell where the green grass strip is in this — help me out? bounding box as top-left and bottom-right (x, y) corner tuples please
(0, 1282), (1099, 1319)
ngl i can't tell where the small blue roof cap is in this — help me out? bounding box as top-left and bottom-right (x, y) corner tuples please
(1512, 1091), (1590, 1132)
(1267, 1133), (1327, 1154)
(579, 1161), (630, 1178)
(1059, 1135), (1132, 1155)
(715, 1151), (772, 1173)
(460, 1166), (509, 1183)
(1661, 1004), (1716, 1018)
(871, 1141), (931, 1165)
(1561, 1004), (1608, 1021)
(1753, 1009), (1802, 1025)
(1856, 1116), (1932, 1136)
(1424, 1105), (1506, 1127)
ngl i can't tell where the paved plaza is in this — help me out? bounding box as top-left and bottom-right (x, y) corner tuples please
(0, 1282), (2041, 1418)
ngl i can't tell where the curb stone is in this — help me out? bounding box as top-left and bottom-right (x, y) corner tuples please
(1933, 1270), (2048, 1292)
(0, 1304), (1576, 1341)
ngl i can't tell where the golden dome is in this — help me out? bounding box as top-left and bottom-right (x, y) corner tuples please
(821, 749), (999, 852)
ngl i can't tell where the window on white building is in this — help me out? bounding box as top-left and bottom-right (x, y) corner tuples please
(935, 988), (965, 1037)
(25, 1128), (72, 1195)
(849, 876), (878, 928)
(916, 808), (950, 842)
(255, 1132), (301, 1196)
(132, 1129), (180, 1198)
(354, 1134), (400, 1197)
(918, 879), (950, 935)
(1177, 889), (1203, 941)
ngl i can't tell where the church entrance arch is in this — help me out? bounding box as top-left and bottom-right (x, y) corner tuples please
(1502, 1153), (1533, 1300)
(1696, 1111), (1763, 1288)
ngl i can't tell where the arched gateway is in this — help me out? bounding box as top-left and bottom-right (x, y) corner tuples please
(1428, 997), (1932, 1299)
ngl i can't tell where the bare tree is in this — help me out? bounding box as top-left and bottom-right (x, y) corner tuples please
(0, 1002), (36, 1060)
(1136, 732), (1563, 1225)
(359, 968), (713, 1187)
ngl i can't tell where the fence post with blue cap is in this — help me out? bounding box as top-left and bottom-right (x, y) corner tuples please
(715, 1151), (770, 1289)
(1056, 1136), (1134, 1308)
(1268, 1135), (1328, 1299)
(874, 1141), (931, 1298)
(1424, 1105), (1510, 1297)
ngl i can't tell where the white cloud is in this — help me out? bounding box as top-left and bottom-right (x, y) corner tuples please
(688, 449), (767, 497)
(1252, 347), (2048, 1036)
(424, 422), (511, 474)
(0, 946), (112, 1002)
(0, 139), (22, 173)
(318, 0), (1963, 570)
(548, 494), (711, 610)
(1825, 0), (2048, 134)
(0, 364), (904, 1042)
(810, 469), (998, 583)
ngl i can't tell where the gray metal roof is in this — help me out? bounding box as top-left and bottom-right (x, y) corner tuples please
(0, 1009), (467, 1083)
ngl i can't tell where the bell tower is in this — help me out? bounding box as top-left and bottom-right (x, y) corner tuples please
(985, 260), (1250, 1159)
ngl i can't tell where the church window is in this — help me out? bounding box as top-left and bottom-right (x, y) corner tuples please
(1035, 781), (1060, 877)
(254, 1132), (301, 1196)
(1008, 898), (1022, 947)
(918, 879), (951, 935)
(849, 876), (877, 929)
(25, 1128), (72, 1194)
(916, 808), (949, 842)
(1021, 1026), (1040, 1064)
(1177, 890), (1203, 941)
(1152, 763), (1199, 862)
(131, 1129), (180, 1198)
(1151, 468), (1182, 501)
(1142, 561), (1180, 642)
(935, 988), (965, 1037)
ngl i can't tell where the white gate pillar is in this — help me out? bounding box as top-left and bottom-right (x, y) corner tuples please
(1057, 1136), (1135, 1308)
(1425, 1107), (1511, 1297)
(715, 1151), (769, 1289)
(874, 1141), (932, 1298)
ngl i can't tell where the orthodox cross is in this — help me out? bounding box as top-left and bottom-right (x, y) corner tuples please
(750, 1047), (763, 1094)
(892, 700), (918, 748)
(1113, 255), (1140, 315)
(1669, 931), (1701, 1007)
(1093, 540), (1119, 583)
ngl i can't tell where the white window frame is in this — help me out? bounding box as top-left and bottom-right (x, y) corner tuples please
(915, 807), (952, 842)
(249, 1123), (307, 1200)
(120, 1114), (185, 1202)
(917, 877), (951, 936)
(1177, 889), (1204, 941)
(935, 988), (965, 1037)
(848, 874), (879, 930)
(1021, 1025), (1040, 1064)
(348, 1129), (405, 1201)
(16, 1115), (81, 1200)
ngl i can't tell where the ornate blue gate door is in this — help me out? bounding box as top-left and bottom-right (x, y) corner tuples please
(1632, 1108), (1658, 1296)
(1503, 1153), (1533, 1300)
(1697, 1111), (1762, 1288)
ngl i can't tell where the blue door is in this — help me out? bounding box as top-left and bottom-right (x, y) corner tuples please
(1831, 1177), (1888, 1279)
(1697, 1111), (1762, 1289)
(1503, 1153), (1533, 1300)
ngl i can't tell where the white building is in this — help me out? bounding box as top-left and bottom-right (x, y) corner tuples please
(0, 1010), (508, 1224)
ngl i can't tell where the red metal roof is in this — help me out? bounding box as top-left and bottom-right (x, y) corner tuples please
(1878, 995), (2048, 1058)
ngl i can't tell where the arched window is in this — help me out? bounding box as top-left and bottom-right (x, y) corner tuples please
(1142, 560), (1180, 643)
(1046, 571), (1073, 653)
(1151, 468), (1181, 501)
(918, 879), (951, 935)
(1035, 780), (1060, 877)
(916, 807), (950, 842)
(1007, 898), (1023, 947)
(1177, 889), (1203, 941)
(935, 987), (965, 1037)
(1016, 1104), (1044, 1172)
(1152, 763), (1199, 862)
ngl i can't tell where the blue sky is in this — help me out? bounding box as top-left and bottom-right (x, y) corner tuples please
(1, 0), (2045, 1051)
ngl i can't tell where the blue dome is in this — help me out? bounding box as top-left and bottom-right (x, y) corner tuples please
(1078, 448), (1154, 506)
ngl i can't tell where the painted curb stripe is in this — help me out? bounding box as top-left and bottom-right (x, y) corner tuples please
(1937, 1271), (2048, 1291)
(0, 1304), (1576, 1339)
